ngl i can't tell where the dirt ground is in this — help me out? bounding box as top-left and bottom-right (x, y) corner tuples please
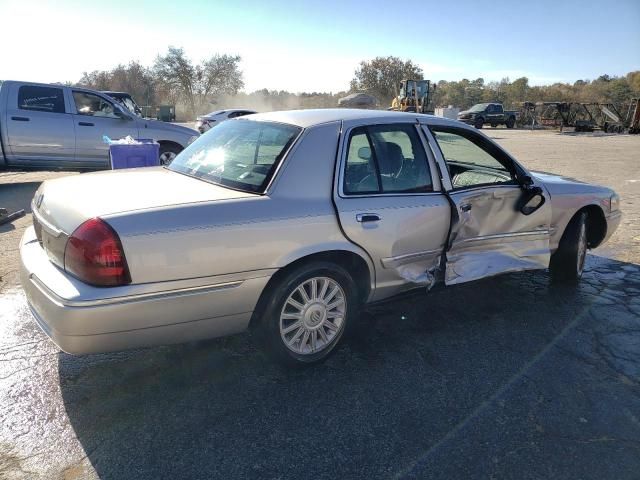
(0, 129), (639, 480)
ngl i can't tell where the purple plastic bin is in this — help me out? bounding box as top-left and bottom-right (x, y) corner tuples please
(109, 139), (160, 169)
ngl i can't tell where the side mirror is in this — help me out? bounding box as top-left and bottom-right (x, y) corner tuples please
(518, 186), (546, 215)
(518, 174), (534, 188)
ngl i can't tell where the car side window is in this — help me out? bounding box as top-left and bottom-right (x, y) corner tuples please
(18, 86), (65, 113)
(72, 91), (118, 118)
(344, 128), (380, 194)
(430, 128), (516, 189)
(344, 124), (433, 195)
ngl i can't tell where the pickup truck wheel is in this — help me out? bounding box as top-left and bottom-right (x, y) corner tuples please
(474, 117), (484, 129)
(258, 261), (358, 366)
(549, 211), (588, 283)
(491, 123), (497, 128)
(506, 117), (516, 129)
(159, 144), (182, 166)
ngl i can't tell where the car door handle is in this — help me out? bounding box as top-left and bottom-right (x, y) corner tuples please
(460, 203), (472, 212)
(11, 116), (30, 122)
(78, 122), (94, 127)
(356, 213), (381, 223)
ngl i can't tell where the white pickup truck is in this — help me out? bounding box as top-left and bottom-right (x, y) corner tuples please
(0, 80), (198, 170)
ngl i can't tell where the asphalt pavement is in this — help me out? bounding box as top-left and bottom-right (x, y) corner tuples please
(1, 130), (639, 479)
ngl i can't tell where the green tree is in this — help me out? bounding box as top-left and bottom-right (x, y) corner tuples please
(154, 47), (244, 116)
(351, 56), (423, 104)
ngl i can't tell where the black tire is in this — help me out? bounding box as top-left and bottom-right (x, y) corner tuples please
(491, 123), (497, 128)
(159, 144), (182, 166)
(256, 261), (360, 366)
(549, 211), (588, 283)
(474, 117), (484, 129)
(506, 116), (516, 129)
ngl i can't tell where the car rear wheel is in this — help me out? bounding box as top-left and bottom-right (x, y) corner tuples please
(258, 261), (359, 366)
(474, 117), (484, 129)
(159, 144), (182, 166)
(549, 211), (588, 283)
(491, 123), (497, 128)
(506, 117), (516, 129)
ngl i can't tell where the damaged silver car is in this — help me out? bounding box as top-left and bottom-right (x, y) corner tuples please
(20, 109), (621, 365)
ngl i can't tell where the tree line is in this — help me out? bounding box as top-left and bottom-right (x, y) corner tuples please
(77, 50), (640, 120)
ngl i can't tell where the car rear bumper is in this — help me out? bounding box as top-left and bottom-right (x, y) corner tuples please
(20, 226), (270, 355)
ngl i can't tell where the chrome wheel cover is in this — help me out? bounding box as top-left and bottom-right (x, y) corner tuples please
(279, 277), (346, 356)
(159, 151), (177, 166)
(577, 221), (587, 275)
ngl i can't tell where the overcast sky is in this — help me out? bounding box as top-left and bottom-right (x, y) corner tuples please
(1, 0), (638, 92)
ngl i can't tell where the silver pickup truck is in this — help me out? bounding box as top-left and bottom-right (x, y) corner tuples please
(0, 80), (198, 170)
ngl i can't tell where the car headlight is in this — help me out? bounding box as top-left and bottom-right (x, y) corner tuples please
(187, 135), (199, 146)
(610, 193), (620, 212)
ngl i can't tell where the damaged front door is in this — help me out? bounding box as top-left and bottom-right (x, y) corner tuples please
(334, 122), (450, 299)
(426, 125), (552, 285)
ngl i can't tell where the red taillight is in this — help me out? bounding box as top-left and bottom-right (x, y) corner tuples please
(64, 218), (131, 287)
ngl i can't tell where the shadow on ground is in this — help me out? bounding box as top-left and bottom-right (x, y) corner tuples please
(0, 182), (39, 214)
(0, 182), (39, 233)
(58, 256), (640, 479)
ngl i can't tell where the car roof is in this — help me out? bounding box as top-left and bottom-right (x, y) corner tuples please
(102, 91), (131, 97)
(204, 109), (257, 116)
(245, 108), (463, 128)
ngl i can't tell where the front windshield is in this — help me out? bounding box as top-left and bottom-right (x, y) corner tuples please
(168, 120), (301, 193)
(469, 103), (489, 112)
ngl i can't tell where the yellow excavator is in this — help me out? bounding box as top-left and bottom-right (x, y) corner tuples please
(390, 79), (436, 114)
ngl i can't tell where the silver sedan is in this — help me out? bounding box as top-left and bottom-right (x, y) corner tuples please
(20, 109), (621, 365)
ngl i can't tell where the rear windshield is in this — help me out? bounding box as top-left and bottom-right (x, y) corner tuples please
(168, 120), (301, 193)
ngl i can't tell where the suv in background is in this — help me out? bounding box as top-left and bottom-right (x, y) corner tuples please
(196, 109), (257, 133)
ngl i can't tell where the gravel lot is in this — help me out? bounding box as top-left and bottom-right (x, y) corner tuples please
(1, 129), (639, 479)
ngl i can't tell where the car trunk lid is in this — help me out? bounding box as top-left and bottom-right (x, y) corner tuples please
(31, 167), (254, 268)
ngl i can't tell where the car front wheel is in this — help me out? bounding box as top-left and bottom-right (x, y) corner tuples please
(474, 117), (484, 129)
(258, 261), (359, 366)
(159, 144), (182, 166)
(549, 211), (588, 283)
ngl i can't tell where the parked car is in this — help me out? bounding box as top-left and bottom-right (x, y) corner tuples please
(458, 103), (518, 129)
(20, 109), (621, 365)
(0, 81), (199, 170)
(195, 109), (257, 133)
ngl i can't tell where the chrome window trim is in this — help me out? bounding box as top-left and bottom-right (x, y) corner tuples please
(336, 121), (442, 199)
(447, 183), (522, 194)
